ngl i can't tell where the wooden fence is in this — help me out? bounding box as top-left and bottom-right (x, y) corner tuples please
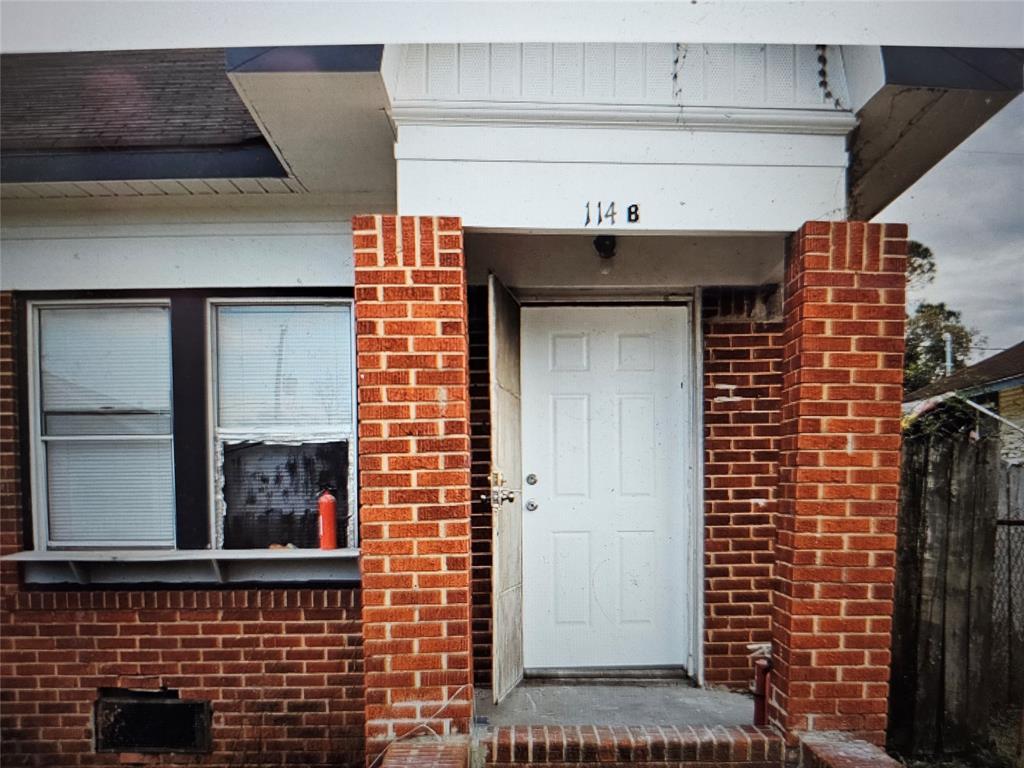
(888, 432), (1013, 756)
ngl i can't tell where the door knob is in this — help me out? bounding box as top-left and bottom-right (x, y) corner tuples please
(487, 487), (521, 505)
(525, 499), (539, 511)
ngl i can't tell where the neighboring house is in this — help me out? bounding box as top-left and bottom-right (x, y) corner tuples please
(0, 5), (1022, 768)
(905, 340), (1024, 462)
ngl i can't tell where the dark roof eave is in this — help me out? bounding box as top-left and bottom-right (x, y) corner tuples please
(962, 374), (1024, 399)
(904, 374), (1024, 404)
(225, 45), (383, 73)
(903, 341), (1024, 402)
(0, 144), (286, 184)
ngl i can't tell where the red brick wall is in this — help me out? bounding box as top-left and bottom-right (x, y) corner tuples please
(702, 288), (784, 690)
(1, 589), (364, 767)
(0, 292), (367, 768)
(1, 293), (25, 580)
(352, 216), (474, 760)
(467, 287), (493, 689)
(770, 222), (906, 745)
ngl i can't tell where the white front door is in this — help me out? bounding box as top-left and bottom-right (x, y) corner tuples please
(521, 305), (691, 669)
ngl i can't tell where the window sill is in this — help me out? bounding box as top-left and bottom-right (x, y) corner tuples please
(2, 548), (360, 585)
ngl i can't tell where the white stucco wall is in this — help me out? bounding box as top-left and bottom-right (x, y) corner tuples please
(0, 197), (356, 291)
(389, 43), (854, 232)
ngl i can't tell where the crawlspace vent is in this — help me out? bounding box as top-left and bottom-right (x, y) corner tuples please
(95, 688), (211, 753)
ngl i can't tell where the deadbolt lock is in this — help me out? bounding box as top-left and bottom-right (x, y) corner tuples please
(525, 474), (538, 485)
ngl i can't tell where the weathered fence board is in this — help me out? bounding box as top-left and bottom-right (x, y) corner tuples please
(889, 433), (1001, 756)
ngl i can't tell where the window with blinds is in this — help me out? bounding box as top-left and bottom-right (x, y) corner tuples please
(215, 304), (353, 432)
(211, 302), (355, 549)
(35, 304), (176, 548)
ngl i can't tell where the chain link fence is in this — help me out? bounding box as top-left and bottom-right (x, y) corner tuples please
(992, 461), (1024, 711)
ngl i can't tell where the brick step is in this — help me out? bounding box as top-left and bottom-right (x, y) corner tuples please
(381, 739), (469, 767)
(478, 724), (784, 766)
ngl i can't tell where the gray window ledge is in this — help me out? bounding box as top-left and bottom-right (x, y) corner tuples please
(2, 548), (360, 585)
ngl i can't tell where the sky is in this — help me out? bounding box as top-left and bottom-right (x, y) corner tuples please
(878, 93), (1024, 361)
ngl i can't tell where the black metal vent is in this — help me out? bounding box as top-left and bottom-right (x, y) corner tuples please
(95, 688), (211, 754)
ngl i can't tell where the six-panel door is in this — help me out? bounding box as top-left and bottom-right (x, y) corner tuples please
(521, 305), (690, 669)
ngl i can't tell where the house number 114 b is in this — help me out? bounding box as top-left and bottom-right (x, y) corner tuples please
(584, 201), (640, 226)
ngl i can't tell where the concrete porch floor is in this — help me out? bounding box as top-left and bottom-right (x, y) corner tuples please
(474, 681), (755, 727)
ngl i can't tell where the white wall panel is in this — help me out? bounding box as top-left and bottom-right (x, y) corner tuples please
(522, 44), (553, 100)
(613, 44), (644, 102)
(584, 43), (615, 101)
(399, 158), (846, 233)
(1, 216), (354, 290)
(396, 125), (847, 166)
(460, 43), (490, 98)
(393, 43), (851, 110)
(489, 43), (520, 99)
(552, 44), (585, 100)
(428, 43), (459, 96)
(392, 41), (853, 232)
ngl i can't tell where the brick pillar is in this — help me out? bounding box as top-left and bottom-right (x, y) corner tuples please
(770, 222), (907, 746)
(0, 293), (24, 594)
(352, 216), (473, 762)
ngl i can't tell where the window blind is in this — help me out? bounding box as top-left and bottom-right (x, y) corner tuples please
(46, 441), (175, 544)
(40, 307), (172, 415)
(38, 305), (175, 547)
(215, 305), (353, 431)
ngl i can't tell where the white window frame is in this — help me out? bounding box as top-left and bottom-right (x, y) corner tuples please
(205, 297), (358, 550)
(26, 298), (176, 551)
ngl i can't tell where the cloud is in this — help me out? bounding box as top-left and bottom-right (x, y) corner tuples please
(879, 93), (1024, 358)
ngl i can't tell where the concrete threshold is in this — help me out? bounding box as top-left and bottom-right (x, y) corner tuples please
(475, 682), (754, 727)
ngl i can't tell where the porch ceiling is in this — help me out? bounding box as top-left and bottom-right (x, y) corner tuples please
(464, 232), (785, 292)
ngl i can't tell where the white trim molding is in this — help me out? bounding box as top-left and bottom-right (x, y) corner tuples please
(2, 548), (361, 585)
(391, 102), (857, 134)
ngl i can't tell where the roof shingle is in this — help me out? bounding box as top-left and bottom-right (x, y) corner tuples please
(1, 49), (263, 151)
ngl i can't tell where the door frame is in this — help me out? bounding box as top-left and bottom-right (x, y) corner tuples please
(507, 293), (705, 683)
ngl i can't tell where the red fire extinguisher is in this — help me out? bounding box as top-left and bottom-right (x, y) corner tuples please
(318, 488), (337, 550)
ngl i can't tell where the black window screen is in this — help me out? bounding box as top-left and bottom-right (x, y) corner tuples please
(221, 440), (348, 549)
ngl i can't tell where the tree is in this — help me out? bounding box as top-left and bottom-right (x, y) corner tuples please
(904, 301), (980, 394)
(906, 240), (936, 289)
(902, 240), (981, 394)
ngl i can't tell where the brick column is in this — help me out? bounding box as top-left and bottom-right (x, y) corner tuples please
(770, 222), (907, 745)
(352, 216), (473, 762)
(0, 293), (24, 594)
